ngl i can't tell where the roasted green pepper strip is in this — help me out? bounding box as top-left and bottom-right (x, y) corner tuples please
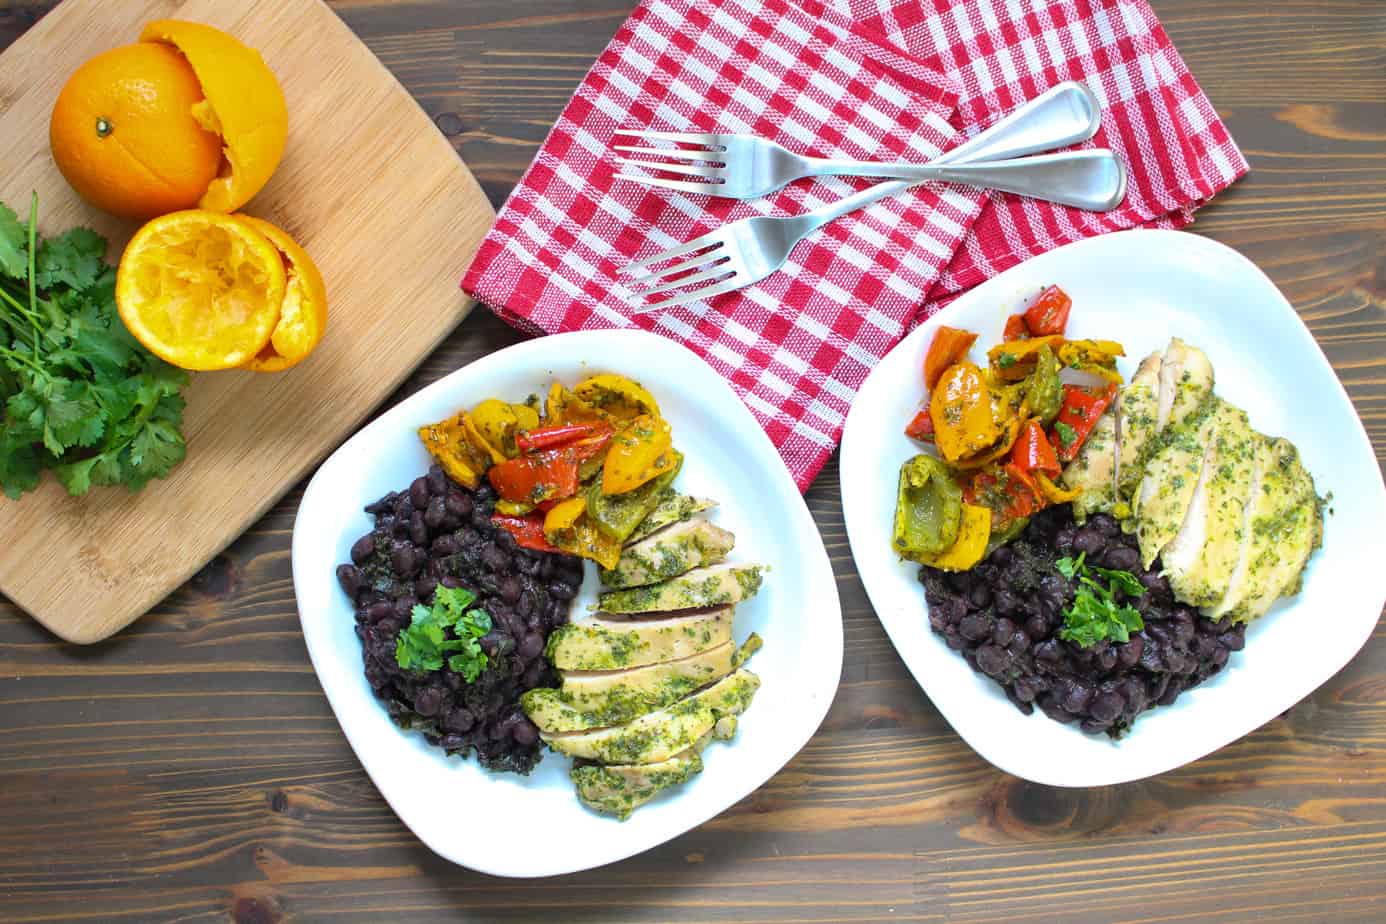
(891, 454), (963, 559)
(584, 451), (684, 542)
(1025, 343), (1064, 426)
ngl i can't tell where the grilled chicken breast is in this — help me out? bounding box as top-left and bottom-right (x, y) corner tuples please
(1213, 437), (1320, 623)
(1134, 399), (1220, 569)
(627, 492), (717, 545)
(1064, 407), (1117, 521)
(522, 640), (738, 732)
(1156, 338), (1215, 431)
(598, 564), (764, 614)
(571, 744), (706, 819)
(542, 669), (760, 765)
(600, 519), (735, 589)
(1161, 402), (1258, 606)
(1114, 351), (1163, 504)
(544, 606), (734, 671)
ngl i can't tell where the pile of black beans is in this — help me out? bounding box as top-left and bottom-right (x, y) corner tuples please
(920, 507), (1246, 737)
(335, 465), (584, 774)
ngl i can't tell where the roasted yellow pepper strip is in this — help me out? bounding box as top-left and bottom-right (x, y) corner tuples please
(987, 335), (1065, 381)
(930, 362), (1000, 462)
(573, 373), (661, 421)
(417, 416), (482, 489)
(544, 495), (587, 534)
(1036, 472), (1083, 504)
(461, 412), (507, 466)
(603, 414), (675, 494)
(916, 504), (992, 571)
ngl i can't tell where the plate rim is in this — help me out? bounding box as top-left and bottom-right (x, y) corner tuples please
(292, 327), (843, 875)
(840, 227), (1386, 787)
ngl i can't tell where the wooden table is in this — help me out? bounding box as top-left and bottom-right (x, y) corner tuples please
(2, 2), (1383, 921)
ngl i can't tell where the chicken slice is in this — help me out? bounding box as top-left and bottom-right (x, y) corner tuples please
(598, 564), (764, 614)
(522, 639), (738, 732)
(1134, 400), (1221, 569)
(571, 743), (706, 820)
(1063, 407), (1117, 521)
(544, 606), (734, 671)
(1162, 403), (1257, 606)
(627, 492), (717, 545)
(1114, 351), (1163, 505)
(1156, 338), (1214, 431)
(541, 669), (760, 765)
(600, 519), (735, 589)
(1218, 437), (1321, 623)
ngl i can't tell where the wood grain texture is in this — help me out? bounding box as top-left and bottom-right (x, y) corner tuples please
(0, 0), (493, 643)
(1, 0), (1384, 921)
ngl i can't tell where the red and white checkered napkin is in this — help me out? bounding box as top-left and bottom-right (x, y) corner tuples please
(462, 0), (982, 490)
(462, 0), (1247, 491)
(832, 0), (1249, 316)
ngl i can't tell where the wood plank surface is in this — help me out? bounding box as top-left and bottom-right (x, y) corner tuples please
(1, 0), (1384, 921)
(0, 0), (493, 643)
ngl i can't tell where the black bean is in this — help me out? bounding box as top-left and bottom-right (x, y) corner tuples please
(365, 492), (397, 515)
(512, 720), (539, 746)
(445, 491), (472, 519)
(1102, 546), (1139, 572)
(1006, 629), (1030, 656)
(549, 580), (578, 601)
(350, 534), (376, 565)
(1218, 630), (1245, 651)
(410, 512), (429, 547)
(392, 546), (420, 578)
(1024, 614), (1048, 640)
(1089, 690), (1124, 722)
(1090, 514), (1119, 537)
(432, 534), (460, 557)
(366, 601), (395, 624)
(410, 477), (431, 509)
(975, 644), (1011, 677)
(426, 465), (448, 496)
(499, 575), (522, 605)
(439, 575), (464, 590)
(959, 612), (993, 642)
(992, 617), (1017, 647)
(414, 576), (437, 600)
(336, 564), (362, 598)
(1072, 528), (1104, 556)
(1118, 635), (1143, 668)
(425, 496), (447, 530)
(518, 632), (544, 661)
(481, 544), (510, 572)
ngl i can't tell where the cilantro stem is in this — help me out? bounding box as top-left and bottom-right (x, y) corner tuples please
(25, 192), (39, 361)
(0, 344), (48, 376)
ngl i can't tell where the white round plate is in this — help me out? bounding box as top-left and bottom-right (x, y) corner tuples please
(840, 229), (1386, 787)
(292, 329), (842, 876)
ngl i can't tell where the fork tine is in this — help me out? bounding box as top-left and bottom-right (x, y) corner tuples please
(630, 264), (737, 298)
(614, 128), (721, 146)
(613, 158), (727, 180)
(624, 250), (728, 282)
(619, 236), (725, 274)
(614, 172), (723, 197)
(612, 144), (722, 162)
(634, 275), (748, 312)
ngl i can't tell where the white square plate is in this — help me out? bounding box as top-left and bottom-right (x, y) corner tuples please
(292, 330), (842, 876)
(840, 229), (1386, 787)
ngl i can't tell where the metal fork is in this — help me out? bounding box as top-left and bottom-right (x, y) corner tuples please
(619, 86), (1125, 311)
(615, 81), (1105, 201)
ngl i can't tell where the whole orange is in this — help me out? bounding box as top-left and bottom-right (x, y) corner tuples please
(49, 42), (223, 220)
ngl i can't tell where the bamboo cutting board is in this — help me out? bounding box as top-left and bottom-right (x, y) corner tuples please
(0, 0), (494, 642)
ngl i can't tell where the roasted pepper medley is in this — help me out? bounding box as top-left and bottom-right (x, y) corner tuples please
(419, 374), (681, 569)
(893, 286), (1126, 571)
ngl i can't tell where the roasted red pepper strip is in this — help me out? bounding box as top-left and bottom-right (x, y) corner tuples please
(1023, 285), (1072, 337)
(487, 448), (580, 504)
(1010, 419), (1062, 478)
(490, 513), (561, 552)
(1002, 462), (1043, 517)
(904, 407), (935, 441)
(1003, 314), (1030, 342)
(924, 325), (980, 390)
(1053, 382), (1117, 462)
(515, 421), (612, 453)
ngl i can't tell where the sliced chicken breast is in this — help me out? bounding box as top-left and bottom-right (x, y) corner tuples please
(571, 744), (706, 819)
(1205, 434), (1270, 621)
(627, 492), (717, 545)
(544, 606), (734, 671)
(1134, 400), (1221, 568)
(1114, 351), (1163, 505)
(598, 563), (764, 614)
(522, 640), (738, 732)
(1156, 338), (1215, 431)
(1219, 437), (1320, 623)
(1063, 408), (1117, 521)
(600, 518), (735, 589)
(1162, 403), (1257, 607)
(541, 669), (759, 765)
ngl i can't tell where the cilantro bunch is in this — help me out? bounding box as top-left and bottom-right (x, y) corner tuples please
(0, 195), (189, 498)
(395, 585), (493, 681)
(1055, 552), (1145, 647)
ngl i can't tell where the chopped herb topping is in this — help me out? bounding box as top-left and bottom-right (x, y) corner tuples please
(1054, 552), (1145, 647)
(396, 585), (492, 680)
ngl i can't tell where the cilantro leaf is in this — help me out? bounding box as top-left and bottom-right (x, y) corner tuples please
(396, 585), (492, 681)
(0, 196), (190, 499)
(1055, 553), (1145, 648)
(0, 201), (25, 279)
(1053, 420), (1078, 449)
(35, 228), (106, 292)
